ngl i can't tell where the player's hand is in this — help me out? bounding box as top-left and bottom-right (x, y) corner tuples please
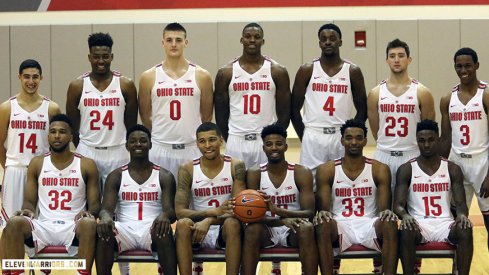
(399, 215), (419, 231)
(215, 199), (235, 216)
(191, 218), (212, 244)
(314, 210), (334, 225)
(151, 213), (172, 238)
(282, 218), (307, 233)
(74, 211), (94, 222)
(97, 216), (115, 242)
(258, 191), (278, 213)
(480, 176), (489, 198)
(455, 214), (472, 230)
(379, 210), (398, 222)
(14, 209), (35, 219)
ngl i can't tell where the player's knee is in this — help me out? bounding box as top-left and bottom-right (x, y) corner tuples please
(223, 217), (241, 233)
(382, 220), (398, 235)
(4, 216), (31, 237)
(244, 222), (262, 239)
(176, 218), (193, 230)
(455, 225), (473, 242)
(315, 221), (332, 237)
(399, 227), (417, 242)
(297, 221), (315, 238)
(77, 217), (97, 236)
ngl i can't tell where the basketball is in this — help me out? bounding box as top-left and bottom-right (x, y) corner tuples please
(233, 189), (267, 223)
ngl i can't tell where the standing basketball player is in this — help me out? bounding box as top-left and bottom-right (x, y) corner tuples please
(96, 125), (177, 275)
(315, 119), (398, 275)
(368, 39), (435, 191)
(175, 122), (246, 275)
(0, 59), (61, 227)
(440, 47), (489, 249)
(0, 114), (100, 275)
(139, 22), (213, 178)
(215, 22), (291, 169)
(291, 23), (367, 174)
(242, 123), (318, 275)
(66, 32), (138, 190)
(395, 120), (473, 275)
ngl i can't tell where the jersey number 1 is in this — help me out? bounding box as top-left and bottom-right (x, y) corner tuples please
(243, 94), (261, 114)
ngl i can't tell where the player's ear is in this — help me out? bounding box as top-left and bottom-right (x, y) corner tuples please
(240, 37), (244, 45)
(284, 143), (288, 152)
(475, 62), (480, 70)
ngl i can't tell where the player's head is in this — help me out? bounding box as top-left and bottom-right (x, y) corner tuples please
(18, 59), (43, 95)
(163, 22), (187, 38)
(126, 124), (152, 159)
(454, 47), (479, 84)
(241, 22), (265, 55)
(87, 33), (113, 75)
(162, 23), (188, 58)
(340, 119), (368, 156)
(317, 23), (342, 57)
(416, 119), (439, 158)
(48, 114), (73, 153)
(196, 122), (223, 160)
(261, 123), (288, 164)
(386, 38), (410, 58)
(386, 39), (412, 74)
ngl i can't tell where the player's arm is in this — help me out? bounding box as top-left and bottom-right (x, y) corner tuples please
(138, 68), (155, 131)
(271, 64), (291, 129)
(367, 86), (380, 141)
(276, 165), (315, 219)
(393, 162), (417, 230)
(418, 84), (436, 121)
(350, 65), (368, 122)
(97, 169), (121, 241)
(291, 64), (312, 141)
(120, 76), (138, 130)
(82, 157), (101, 217)
(373, 161), (396, 222)
(47, 101), (61, 120)
(152, 168), (177, 238)
(439, 94), (452, 158)
(66, 79), (83, 147)
(0, 101), (11, 168)
(448, 161), (471, 229)
(19, 156), (42, 217)
(214, 66), (232, 141)
(196, 67), (214, 123)
(479, 89), (489, 198)
(231, 159), (246, 196)
(315, 161), (335, 223)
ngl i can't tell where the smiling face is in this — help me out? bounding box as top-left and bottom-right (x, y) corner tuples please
(241, 26), (264, 55)
(88, 46), (113, 75)
(19, 67), (42, 95)
(455, 54), (479, 85)
(197, 130), (223, 160)
(262, 134), (287, 164)
(49, 121), (72, 153)
(341, 127), (367, 157)
(386, 47), (411, 74)
(126, 130), (151, 159)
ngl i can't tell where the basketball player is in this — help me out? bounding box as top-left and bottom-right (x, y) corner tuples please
(315, 119), (398, 275)
(291, 23), (367, 175)
(395, 120), (473, 275)
(139, 22), (213, 178)
(368, 38), (435, 190)
(175, 122), (246, 275)
(0, 59), (61, 227)
(96, 124), (177, 275)
(0, 114), (100, 275)
(440, 47), (489, 249)
(214, 22), (291, 169)
(66, 32), (138, 190)
(242, 123), (318, 275)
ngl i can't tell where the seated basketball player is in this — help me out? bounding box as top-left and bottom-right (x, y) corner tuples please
(0, 114), (100, 275)
(394, 120), (473, 275)
(242, 123), (317, 275)
(314, 119), (398, 275)
(96, 124), (177, 275)
(175, 122), (246, 275)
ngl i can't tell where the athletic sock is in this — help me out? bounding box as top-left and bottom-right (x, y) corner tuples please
(271, 261), (281, 275)
(157, 263), (164, 275)
(192, 262), (204, 275)
(118, 262), (130, 275)
(76, 269), (90, 275)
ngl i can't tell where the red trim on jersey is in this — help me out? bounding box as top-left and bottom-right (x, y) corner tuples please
(334, 159), (342, 166)
(373, 237), (381, 251)
(193, 158), (201, 165)
(153, 165), (160, 170)
(479, 83), (487, 89)
(344, 59), (353, 64)
(44, 152), (51, 157)
(42, 96), (50, 101)
(80, 72), (91, 78)
(9, 96), (17, 100)
(408, 158), (417, 163)
(1, 208), (9, 224)
(155, 63), (163, 68)
(440, 157), (448, 161)
(411, 79), (419, 84)
(287, 163), (295, 170)
(223, 155), (232, 162)
(451, 85), (459, 93)
(121, 165), (129, 171)
(313, 58), (320, 62)
(113, 71), (121, 77)
(74, 153), (82, 158)
(231, 57), (240, 64)
(379, 79), (387, 85)
(260, 164), (268, 172)
(364, 157), (372, 164)
(189, 63), (196, 67)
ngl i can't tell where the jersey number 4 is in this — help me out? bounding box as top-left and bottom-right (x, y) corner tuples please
(90, 110), (114, 130)
(48, 190), (72, 210)
(323, 96), (336, 116)
(18, 133), (38, 154)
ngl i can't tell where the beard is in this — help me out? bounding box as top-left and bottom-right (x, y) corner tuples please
(50, 143), (69, 153)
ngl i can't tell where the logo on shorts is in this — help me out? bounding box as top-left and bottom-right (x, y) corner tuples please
(241, 196), (258, 204)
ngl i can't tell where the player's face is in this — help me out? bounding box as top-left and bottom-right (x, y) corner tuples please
(416, 130), (438, 157)
(162, 31), (187, 58)
(455, 55), (479, 85)
(197, 130), (223, 160)
(263, 134), (288, 164)
(18, 68), (42, 95)
(48, 121), (72, 153)
(318, 29), (342, 56)
(126, 130), (151, 159)
(240, 27), (264, 55)
(88, 46), (113, 75)
(341, 127), (367, 156)
(386, 47), (411, 74)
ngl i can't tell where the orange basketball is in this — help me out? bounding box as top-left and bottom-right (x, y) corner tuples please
(234, 189), (267, 223)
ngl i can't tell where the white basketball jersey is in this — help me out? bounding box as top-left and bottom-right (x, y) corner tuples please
(191, 156), (233, 211)
(116, 165), (162, 223)
(408, 158), (452, 219)
(303, 60), (353, 128)
(151, 63), (201, 144)
(228, 58), (277, 134)
(449, 82), (489, 155)
(331, 158), (377, 220)
(6, 97), (50, 167)
(78, 72), (127, 147)
(37, 153), (86, 221)
(259, 163), (300, 217)
(376, 80), (421, 151)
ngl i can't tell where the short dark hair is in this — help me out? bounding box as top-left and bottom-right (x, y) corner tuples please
(386, 38), (410, 58)
(242, 22), (264, 36)
(454, 47), (478, 64)
(340, 119), (368, 137)
(196, 122), (222, 137)
(163, 22), (187, 37)
(50, 114), (73, 130)
(318, 23), (342, 39)
(416, 119), (439, 135)
(261, 123), (287, 140)
(18, 59), (42, 75)
(88, 32), (113, 49)
(126, 124), (151, 141)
